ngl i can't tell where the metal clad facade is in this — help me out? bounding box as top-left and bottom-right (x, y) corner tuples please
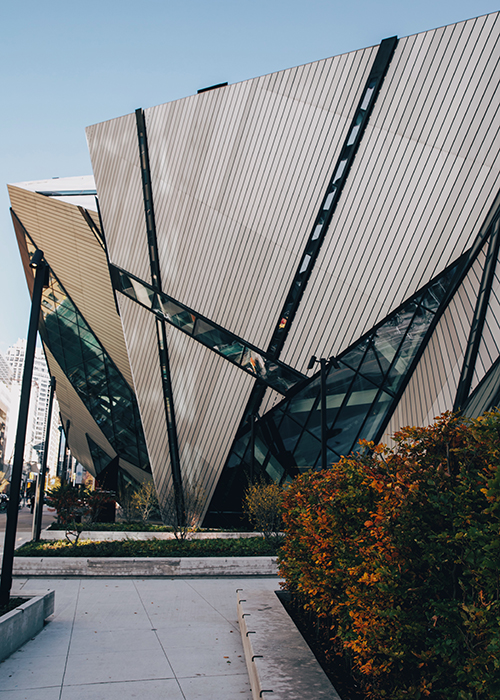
(144, 47), (376, 348)
(86, 114), (151, 284)
(282, 14), (500, 375)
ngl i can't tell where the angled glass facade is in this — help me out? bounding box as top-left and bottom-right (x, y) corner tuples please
(23, 236), (150, 474)
(207, 260), (462, 520)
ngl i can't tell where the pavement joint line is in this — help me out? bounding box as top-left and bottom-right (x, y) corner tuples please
(59, 578), (81, 700)
(132, 579), (187, 700)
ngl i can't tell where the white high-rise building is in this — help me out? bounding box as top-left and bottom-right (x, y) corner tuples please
(5, 339), (60, 480)
(0, 353), (13, 474)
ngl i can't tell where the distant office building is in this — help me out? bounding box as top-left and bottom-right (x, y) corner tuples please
(4, 340), (60, 481)
(8, 13), (500, 524)
(0, 353), (13, 472)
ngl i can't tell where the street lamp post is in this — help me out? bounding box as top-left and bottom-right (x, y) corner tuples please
(307, 355), (339, 471)
(32, 376), (56, 542)
(0, 250), (48, 607)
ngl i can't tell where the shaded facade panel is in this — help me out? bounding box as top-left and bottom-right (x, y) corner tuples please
(9, 187), (151, 487)
(7, 185), (134, 390)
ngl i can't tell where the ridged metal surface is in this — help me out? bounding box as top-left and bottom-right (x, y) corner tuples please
(86, 114), (151, 283)
(143, 46), (376, 349)
(117, 294), (254, 518)
(8, 185), (134, 391)
(282, 13), (500, 374)
(384, 251), (484, 438)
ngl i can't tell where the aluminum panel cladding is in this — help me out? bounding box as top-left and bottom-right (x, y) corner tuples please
(383, 252), (484, 441)
(7, 185), (134, 391)
(86, 113), (151, 285)
(280, 13), (500, 373)
(165, 321), (255, 521)
(141, 45), (376, 351)
(115, 294), (169, 494)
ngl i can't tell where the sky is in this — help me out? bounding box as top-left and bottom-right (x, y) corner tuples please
(1, 0), (499, 355)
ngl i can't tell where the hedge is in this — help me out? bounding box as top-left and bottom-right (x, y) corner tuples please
(278, 412), (500, 699)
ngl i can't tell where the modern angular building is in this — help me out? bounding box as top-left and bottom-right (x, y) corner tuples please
(9, 12), (500, 525)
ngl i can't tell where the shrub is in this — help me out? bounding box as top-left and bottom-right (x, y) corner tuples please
(243, 478), (283, 540)
(279, 411), (500, 699)
(45, 483), (115, 544)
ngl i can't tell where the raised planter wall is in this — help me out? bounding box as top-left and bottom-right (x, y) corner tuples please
(0, 591), (55, 662)
(13, 556), (278, 577)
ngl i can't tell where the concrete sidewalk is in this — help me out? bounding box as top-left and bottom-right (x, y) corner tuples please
(0, 576), (280, 700)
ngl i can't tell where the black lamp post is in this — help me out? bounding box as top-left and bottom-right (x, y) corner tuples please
(32, 376), (56, 542)
(0, 250), (48, 607)
(307, 355), (339, 471)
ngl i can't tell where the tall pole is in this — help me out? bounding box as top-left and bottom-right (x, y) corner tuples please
(32, 376), (56, 541)
(0, 253), (48, 606)
(320, 358), (327, 472)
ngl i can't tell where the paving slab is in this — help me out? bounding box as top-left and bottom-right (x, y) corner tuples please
(0, 576), (280, 700)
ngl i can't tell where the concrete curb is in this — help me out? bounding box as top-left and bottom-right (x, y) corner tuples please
(40, 530), (265, 541)
(237, 589), (340, 700)
(13, 556), (278, 577)
(0, 590), (55, 662)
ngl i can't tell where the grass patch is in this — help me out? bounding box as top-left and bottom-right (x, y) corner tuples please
(15, 536), (282, 558)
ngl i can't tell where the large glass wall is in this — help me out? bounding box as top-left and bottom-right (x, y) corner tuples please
(206, 260), (460, 524)
(23, 237), (150, 474)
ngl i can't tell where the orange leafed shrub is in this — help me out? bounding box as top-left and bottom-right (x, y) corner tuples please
(279, 412), (500, 699)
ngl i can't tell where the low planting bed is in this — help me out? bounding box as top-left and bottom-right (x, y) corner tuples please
(16, 536), (282, 558)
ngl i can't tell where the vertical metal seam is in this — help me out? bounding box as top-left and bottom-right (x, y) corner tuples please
(454, 217), (500, 410)
(135, 108), (184, 515)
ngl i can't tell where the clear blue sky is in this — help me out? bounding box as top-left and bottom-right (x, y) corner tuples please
(1, 0), (498, 354)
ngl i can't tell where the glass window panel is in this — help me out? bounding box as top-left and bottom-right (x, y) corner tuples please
(312, 224), (323, 241)
(232, 436), (250, 458)
(328, 374), (377, 456)
(286, 376), (320, 426)
(193, 319), (231, 348)
(341, 339), (370, 371)
(359, 390), (393, 443)
(323, 192), (334, 210)
(276, 413), (303, 453)
(57, 303), (78, 325)
(265, 455), (285, 483)
(160, 297), (185, 322)
(299, 254), (312, 273)
(293, 430), (321, 468)
(325, 364), (356, 397)
(357, 345), (385, 387)
(217, 341), (245, 364)
(175, 310), (196, 334)
(385, 306), (433, 393)
(333, 159), (347, 183)
(253, 436), (268, 466)
(130, 278), (155, 308)
(240, 348), (266, 378)
(117, 271), (136, 299)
